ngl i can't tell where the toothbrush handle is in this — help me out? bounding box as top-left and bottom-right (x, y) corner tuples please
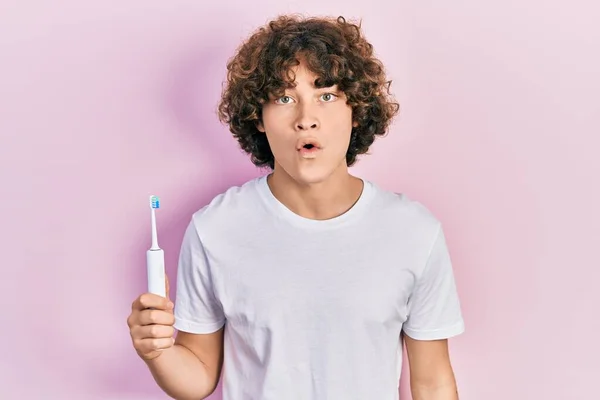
(147, 249), (166, 298)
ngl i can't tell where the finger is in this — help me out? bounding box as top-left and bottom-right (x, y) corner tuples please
(133, 293), (171, 311)
(164, 276), (174, 314)
(135, 337), (175, 354)
(133, 323), (175, 340)
(165, 274), (170, 301)
(138, 309), (176, 326)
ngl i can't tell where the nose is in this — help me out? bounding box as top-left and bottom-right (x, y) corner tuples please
(297, 121), (318, 130)
(295, 104), (319, 131)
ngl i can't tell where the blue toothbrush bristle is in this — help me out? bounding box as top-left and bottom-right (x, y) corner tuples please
(150, 195), (160, 209)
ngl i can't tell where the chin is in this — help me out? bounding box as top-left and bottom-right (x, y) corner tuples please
(293, 171), (330, 185)
(283, 161), (344, 186)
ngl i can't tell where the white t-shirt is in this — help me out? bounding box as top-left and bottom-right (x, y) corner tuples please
(173, 175), (465, 400)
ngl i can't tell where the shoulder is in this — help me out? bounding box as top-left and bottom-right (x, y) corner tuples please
(368, 180), (442, 232)
(363, 180), (445, 259)
(183, 177), (264, 246)
(187, 176), (264, 239)
(366, 181), (449, 271)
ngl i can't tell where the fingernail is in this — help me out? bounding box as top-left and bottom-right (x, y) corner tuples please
(167, 301), (174, 309)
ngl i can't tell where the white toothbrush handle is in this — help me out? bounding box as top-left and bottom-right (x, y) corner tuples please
(147, 249), (166, 298)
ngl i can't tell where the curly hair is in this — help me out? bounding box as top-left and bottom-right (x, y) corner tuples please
(217, 14), (400, 169)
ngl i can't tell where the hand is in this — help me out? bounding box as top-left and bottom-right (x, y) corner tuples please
(127, 275), (175, 361)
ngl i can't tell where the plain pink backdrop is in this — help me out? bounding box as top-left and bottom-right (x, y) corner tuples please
(2, 1), (598, 399)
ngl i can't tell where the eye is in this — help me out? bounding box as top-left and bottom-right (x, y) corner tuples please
(320, 93), (338, 102)
(275, 95), (294, 104)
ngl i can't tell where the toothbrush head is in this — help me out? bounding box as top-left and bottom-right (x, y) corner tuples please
(149, 195), (160, 209)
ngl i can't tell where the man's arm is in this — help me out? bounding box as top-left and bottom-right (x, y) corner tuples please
(145, 328), (225, 400)
(404, 333), (459, 400)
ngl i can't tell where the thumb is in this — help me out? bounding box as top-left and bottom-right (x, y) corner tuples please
(165, 274), (174, 313)
(165, 274), (170, 300)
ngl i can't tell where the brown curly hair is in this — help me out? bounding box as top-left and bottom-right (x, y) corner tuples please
(217, 14), (400, 169)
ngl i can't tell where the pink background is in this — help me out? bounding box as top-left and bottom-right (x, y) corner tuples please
(2, 1), (599, 399)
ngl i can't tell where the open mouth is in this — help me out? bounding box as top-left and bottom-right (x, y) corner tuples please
(296, 137), (322, 151)
(297, 139), (321, 159)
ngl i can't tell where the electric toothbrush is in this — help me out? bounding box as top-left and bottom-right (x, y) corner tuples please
(147, 195), (166, 298)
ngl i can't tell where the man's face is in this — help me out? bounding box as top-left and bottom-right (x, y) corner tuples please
(257, 59), (355, 185)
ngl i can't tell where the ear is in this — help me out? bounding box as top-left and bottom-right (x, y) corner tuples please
(352, 120), (359, 128)
(256, 120), (266, 133)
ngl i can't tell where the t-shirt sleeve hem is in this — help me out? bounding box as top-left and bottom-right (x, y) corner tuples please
(174, 317), (226, 334)
(402, 319), (465, 341)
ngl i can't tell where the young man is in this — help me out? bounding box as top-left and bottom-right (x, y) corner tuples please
(127, 14), (465, 400)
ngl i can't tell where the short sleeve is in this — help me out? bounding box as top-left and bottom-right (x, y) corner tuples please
(173, 218), (226, 334)
(402, 224), (465, 340)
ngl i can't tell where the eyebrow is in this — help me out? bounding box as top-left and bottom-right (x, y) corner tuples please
(267, 82), (340, 99)
(285, 83), (340, 92)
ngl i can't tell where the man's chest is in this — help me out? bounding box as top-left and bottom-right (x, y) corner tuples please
(206, 234), (420, 330)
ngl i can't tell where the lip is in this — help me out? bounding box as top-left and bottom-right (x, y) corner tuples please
(296, 137), (322, 151)
(296, 137), (322, 159)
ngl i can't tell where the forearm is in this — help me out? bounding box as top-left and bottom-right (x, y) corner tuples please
(144, 344), (216, 400)
(411, 380), (459, 400)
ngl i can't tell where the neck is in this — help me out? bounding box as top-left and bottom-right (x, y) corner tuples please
(267, 162), (364, 221)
